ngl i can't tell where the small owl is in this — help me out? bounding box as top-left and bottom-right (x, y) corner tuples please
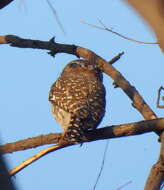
(49, 59), (106, 144)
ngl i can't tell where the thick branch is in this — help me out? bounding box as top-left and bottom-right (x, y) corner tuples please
(1, 118), (164, 154)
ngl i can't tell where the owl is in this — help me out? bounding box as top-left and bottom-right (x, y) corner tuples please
(49, 59), (106, 144)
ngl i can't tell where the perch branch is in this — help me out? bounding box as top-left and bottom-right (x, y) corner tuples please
(4, 118), (164, 176)
(1, 118), (164, 154)
(0, 133), (61, 154)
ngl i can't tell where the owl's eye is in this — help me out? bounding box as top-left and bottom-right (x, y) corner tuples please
(69, 62), (83, 68)
(70, 63), (80, 67)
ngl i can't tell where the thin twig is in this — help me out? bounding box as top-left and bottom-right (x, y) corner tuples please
(46, 0), (66, 35)
(117, 181), (132, 190)
(81, 20), (158, 45)
(92, 140), (109, 190)
(9, 144), (70, 176)
(157, 86), (164, 108)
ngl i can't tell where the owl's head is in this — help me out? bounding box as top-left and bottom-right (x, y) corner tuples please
(62, 59), (103, 81)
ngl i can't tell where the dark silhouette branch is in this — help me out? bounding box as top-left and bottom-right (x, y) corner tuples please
(0, 151), (16, 189)
(0, 0), (13, 9)
(1, 118), (164, 155)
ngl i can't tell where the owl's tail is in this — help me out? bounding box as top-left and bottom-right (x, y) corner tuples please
(60, 116), (87, 144)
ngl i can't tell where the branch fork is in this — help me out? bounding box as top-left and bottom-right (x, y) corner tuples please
(0, 34), (163, 189)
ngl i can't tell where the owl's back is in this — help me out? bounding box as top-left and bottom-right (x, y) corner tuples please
(49, 59), (106, 143)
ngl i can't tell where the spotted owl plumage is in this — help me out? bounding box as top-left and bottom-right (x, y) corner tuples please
(49, 59), (106, 144)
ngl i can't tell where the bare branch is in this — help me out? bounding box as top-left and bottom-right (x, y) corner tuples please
(9, 144), (69, 176)
(0, 133), (61, 154)
(1, 35), (161, 183)
(2, 118), (163, 177)
(0, 35), (157, 122)
(1, 118), (164, 155)
(81, 20), (157, 45)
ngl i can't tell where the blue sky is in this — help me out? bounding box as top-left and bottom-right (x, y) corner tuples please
(0, 0), (164, 189)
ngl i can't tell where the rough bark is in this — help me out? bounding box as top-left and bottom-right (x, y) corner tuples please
(1, 118), (163, 154)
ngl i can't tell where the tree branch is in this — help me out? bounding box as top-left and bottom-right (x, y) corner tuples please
(1, 35), (161, 185)
(0, 133), (61, 154)
(9, 144), (67, 176)
(0, 118), (162, 176)
(0, 35), (158, 121)
(1, 118), (164, 154)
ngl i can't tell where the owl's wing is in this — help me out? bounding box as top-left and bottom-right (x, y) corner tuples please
(49, 77), (90, 113)
(49, 75), (105, 118)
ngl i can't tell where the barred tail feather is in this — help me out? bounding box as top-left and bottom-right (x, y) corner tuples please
(62, 116), (86, 144)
